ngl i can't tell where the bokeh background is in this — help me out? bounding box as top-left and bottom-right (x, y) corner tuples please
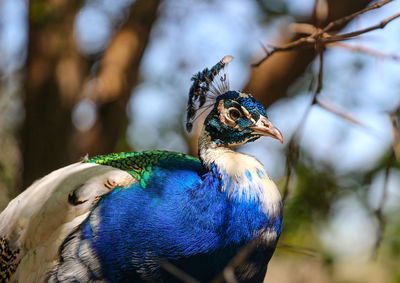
(1, 0), (400, 282)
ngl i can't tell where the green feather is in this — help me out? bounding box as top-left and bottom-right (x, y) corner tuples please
(84, 151), (200, 186)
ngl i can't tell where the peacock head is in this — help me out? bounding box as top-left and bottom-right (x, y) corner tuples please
(203, 90), (283, 147)
(186, 56), (283, 148)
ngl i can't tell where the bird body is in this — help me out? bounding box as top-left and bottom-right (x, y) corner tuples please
(0, 56), (283, 282)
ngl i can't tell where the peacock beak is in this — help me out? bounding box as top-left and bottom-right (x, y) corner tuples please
(250, 116), (283, 144)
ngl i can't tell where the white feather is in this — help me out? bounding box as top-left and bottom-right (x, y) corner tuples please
(0, 162), (134, 282)
(199, 133), (282, 217)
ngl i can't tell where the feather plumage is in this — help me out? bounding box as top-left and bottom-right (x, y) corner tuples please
(0, 56), (283, 283)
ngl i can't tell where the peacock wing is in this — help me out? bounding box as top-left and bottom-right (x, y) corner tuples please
(0, 161), (135, 282)
(0, 150), (199, 282)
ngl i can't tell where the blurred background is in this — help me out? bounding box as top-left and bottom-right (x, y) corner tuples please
(0, 0), (399, 282)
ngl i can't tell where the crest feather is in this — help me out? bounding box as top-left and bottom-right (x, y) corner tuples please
(186, 56), (233, 132)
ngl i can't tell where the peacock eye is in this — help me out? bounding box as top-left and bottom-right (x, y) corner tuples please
(228, 108), (241, 121)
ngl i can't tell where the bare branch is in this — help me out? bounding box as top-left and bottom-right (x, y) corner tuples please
(282, 49), (324, 203)
(252, 37), (314, 67)
(281, 97), (314, 203)
(315, 48), (324, 98)
(371, 105), (400, 258)
(327, 42), (400, 62)
(372, 151), (394, 259)
(324, 12), (400, 42)
(316, 96), (366, 127)
(278, 243), (320, 258)
(289, 23), (318, 35)
(222, 268), (238, 283)
(252, 0), (398, 272)
(255, 0), (398, 205)
(211, 241), (257, 283)
(252, 0), (399, 67)
(322, 0), (393, 33)
(391, 106), (400, 159)
(159, 260), (201, 283)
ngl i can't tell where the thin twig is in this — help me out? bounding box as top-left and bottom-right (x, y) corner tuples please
(278, 243), (320, 258)
(252, 37), (314, 67)
(282, 50), (324, 203)
(371, 106), (400, 258)
(253, 0), (398, 269)
(322, 0), (393, 33)
(372, 151), (394, 259)
(391, 105), (400, 159)
(211, 241), (258, 283)
(222, 268), (238, 283)
(315, 47), (324, 97)
(289, 23), (317, 35)
(252, 0), (399, 67)
(159, 260), (201, 283)
(316, 96), (366, 127)
(281, 102), (310, 203)
(327, 42), (400, 62)
(324, 13), (400, 43)
(281, 138), (298, 204)
(258, 0), (399, 203)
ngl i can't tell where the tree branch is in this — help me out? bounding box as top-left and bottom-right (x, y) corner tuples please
(252, 1), (399, 66)
(245, 0), (375, 110)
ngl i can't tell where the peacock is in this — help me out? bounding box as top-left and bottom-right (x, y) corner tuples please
(0, 56), (283, 283)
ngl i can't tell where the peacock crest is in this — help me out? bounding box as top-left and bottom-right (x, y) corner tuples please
(186, 55), (233, 132)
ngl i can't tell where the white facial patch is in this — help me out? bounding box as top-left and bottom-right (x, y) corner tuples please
(240, 106), (256, 124)
(217, 100), (239, 129)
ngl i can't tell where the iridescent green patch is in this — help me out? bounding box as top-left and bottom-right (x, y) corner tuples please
(84, 150), (200, 188)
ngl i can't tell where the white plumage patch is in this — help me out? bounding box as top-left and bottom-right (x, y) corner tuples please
(0, 162), (135, 282)
(199, 135), (282, 217)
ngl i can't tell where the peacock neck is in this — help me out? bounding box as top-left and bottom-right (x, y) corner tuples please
(198, 129), (282, 217)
